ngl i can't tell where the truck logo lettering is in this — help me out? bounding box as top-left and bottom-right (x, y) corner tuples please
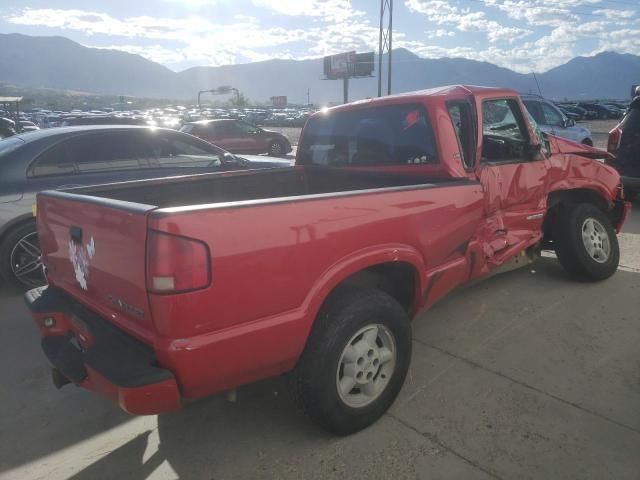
(107, 295), (145, 317)
(68, 236), (96, 290)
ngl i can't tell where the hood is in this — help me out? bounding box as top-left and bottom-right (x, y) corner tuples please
(550, 134), (614, 161)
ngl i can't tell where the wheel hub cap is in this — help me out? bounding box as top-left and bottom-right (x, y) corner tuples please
(336, 324), (396, 408)
(10, 232), (46, 287)
(581, 218), (610, 264)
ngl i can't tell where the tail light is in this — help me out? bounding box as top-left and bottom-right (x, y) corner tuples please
(607, 126), (622, 154)
(146, 230), (211, 293)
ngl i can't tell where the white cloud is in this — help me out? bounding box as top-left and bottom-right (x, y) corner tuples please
(7, 6), (379, 68)
(593, 9), (637, 21)
(251, 0), (364, 22)
(405, 0), (531, 43)
(160, 0), (218, 7)
(426, 29), (455, 38)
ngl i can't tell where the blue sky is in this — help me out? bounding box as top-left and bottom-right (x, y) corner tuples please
(0, 0), (638, 72)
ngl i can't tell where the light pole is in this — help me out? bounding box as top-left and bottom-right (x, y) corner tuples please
(378, 0), (393, 97)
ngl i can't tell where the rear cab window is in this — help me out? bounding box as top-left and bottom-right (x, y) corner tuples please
(298, 103), (438, 167)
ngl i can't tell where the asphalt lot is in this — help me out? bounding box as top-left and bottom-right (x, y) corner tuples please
(1, 168), (638, 479)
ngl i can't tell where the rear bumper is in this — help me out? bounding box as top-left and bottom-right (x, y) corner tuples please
(26, 286), (180, 415)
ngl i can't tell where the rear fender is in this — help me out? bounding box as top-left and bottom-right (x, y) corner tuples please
(301, 244), (427, 329)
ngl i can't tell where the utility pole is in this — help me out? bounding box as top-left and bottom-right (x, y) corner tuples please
(307, 88), (310, 106)
(378, 0), (393, 97)
(343, 78), (349, 104)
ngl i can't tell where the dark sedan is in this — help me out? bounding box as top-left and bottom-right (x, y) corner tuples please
(0, 126), (292, 287)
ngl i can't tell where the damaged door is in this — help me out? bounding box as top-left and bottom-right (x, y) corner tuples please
(476, 97), (549, 264)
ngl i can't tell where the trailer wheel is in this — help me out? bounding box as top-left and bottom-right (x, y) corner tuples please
(554, 203), (619, 281)
(289, 286), (411, 435)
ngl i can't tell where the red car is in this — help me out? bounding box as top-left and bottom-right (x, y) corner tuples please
(181, 119), (292, 156)
(27, 86), (629, 435)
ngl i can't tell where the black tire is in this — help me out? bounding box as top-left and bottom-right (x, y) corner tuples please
(289, 286), (412, 435)
(268, 140), (284, 156)
(0, 221), (46, 289)
(554, 203), (619, 281)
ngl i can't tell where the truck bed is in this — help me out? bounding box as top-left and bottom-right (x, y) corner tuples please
(66, 166), (458, 209)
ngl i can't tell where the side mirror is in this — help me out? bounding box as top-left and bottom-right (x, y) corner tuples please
(223, 152), (249, 166)
(563, 118), (575, 128)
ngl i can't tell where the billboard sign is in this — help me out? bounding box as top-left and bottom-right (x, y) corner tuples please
(354, 52), (375, 77)
(270, 96), (287, 107)
(324, 51), (374, 79)
(324, 51), (356, 79)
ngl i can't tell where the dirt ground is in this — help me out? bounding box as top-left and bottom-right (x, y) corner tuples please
(582, 119), (618, 149)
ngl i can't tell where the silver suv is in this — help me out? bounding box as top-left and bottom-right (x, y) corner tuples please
(522, 95), (593, 146)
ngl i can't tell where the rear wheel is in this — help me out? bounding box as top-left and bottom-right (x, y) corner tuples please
(0, 222), (46, 288)
(289, 286), (411, 435)
(268, 140), (285, 156)
(554, 203), (619, 281)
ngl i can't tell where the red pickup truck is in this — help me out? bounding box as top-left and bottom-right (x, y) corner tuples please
(27, 86), (630, 435)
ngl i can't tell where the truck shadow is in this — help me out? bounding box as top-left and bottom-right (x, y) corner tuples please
(67, 378), (333, 480)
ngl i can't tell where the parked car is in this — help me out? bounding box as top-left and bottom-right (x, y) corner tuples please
(60, 116), (149, 127)
(0, 117), (18, 138)
(18, 120), (40, 132)
(603, 104), (626, 118)
(566, 104), (598, 120)
(578, 103), (618, 120)
(181, 119), (292, 156)
(522, 95), (593, 145)
(26, 86), (628, 435)
(608, 105), (640, 199)
(557, 107), (581, 121)
(0, 126), (291, 287)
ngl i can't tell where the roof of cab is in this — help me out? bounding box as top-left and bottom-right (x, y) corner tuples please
(323, 85), (518, 114)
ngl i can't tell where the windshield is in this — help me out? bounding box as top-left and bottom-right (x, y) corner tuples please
(298, 103), (437, 166)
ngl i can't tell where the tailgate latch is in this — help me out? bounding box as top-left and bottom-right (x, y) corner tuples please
(69, 226), (83, 244)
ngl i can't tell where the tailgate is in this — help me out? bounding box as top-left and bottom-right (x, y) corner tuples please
(37, 191), (157, 342)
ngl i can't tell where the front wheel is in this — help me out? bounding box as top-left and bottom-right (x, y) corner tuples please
(289, 287), (412, 435)
(554, 203), (619, 281)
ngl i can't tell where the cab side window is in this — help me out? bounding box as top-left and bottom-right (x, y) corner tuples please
(481, 99), (531, 164)
(446, 101), (475, 170)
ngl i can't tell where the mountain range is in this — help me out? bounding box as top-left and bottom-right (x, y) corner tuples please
(1, 33), (638, 104)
